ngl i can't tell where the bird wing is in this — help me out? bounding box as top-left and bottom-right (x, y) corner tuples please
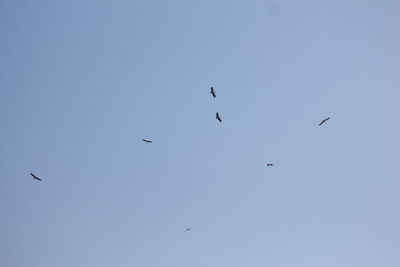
(211, 88), (216, 97)
(319, 117), (330, 125)
(31, 173), (42, 180)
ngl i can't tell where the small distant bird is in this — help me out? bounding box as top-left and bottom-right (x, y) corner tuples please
(30, 173), (42, 181)
(185, 228), (191, 231)
(142, 139), (152, 143)
(210, 87), (216, 98)
(266, 163), (273, 166)
(216, 112), (222, 122)
(319, 117), (330, 126)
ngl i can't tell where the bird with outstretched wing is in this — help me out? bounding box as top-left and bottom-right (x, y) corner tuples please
(216, 112), (222, 122)
(210, 87), (216, 98)
(319, 117), (330, 126)
(30, 173), (42, 181)
(142, 139), (153, 143)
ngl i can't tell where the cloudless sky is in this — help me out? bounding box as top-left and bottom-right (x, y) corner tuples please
(1, 1), (400, 266)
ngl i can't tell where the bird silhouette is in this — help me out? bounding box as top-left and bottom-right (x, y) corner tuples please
(30, 173), (42, 181)
(185, 228), (191, 231)
(319, 117), (330, 126)
(142, 139), (153, 143)
(210, 87), (216, 98)
(266, 163), (273, 166)
(216, 112), (222, 122)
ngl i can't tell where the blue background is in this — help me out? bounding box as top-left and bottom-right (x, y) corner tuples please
(1, 1), (399, 266)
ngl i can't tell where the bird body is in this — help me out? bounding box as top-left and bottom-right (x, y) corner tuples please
(319, 117), (330, 126)
(210, 87), (216, 98)
(266, 163), (273, 166)
(30, 173), (42, 181)
(216, 112), (222, 122)
(142, 139), (152, 143)
(185, 228), (191, 231)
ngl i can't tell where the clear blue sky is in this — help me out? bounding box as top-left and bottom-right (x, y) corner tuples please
(1, 1), (399, 266)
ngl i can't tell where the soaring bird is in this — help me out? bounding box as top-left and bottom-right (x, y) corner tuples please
(266, 163), (273, 167)
(216, 112), (222, 122)
(30, 173), (42, 181)
(185, 228), (191, 231)
(142, 139), (152, 143)
(319, 117), (330, 126)
(210, 87), (216, 98)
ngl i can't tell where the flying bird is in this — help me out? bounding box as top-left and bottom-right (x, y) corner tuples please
(210, 87), (216, 98)
(266, 163), (273, 166)
(142, 139), (152, 143)
(30, 173), (42, 181)
(216, 112), (222, 122)
(319, 117), (330, 126)
(185, 228), (191, 231)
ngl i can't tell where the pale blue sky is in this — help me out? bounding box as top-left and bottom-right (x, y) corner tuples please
(1, 1), (400, 266)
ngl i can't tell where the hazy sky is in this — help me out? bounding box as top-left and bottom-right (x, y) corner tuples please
(1, 1), (400, 266)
